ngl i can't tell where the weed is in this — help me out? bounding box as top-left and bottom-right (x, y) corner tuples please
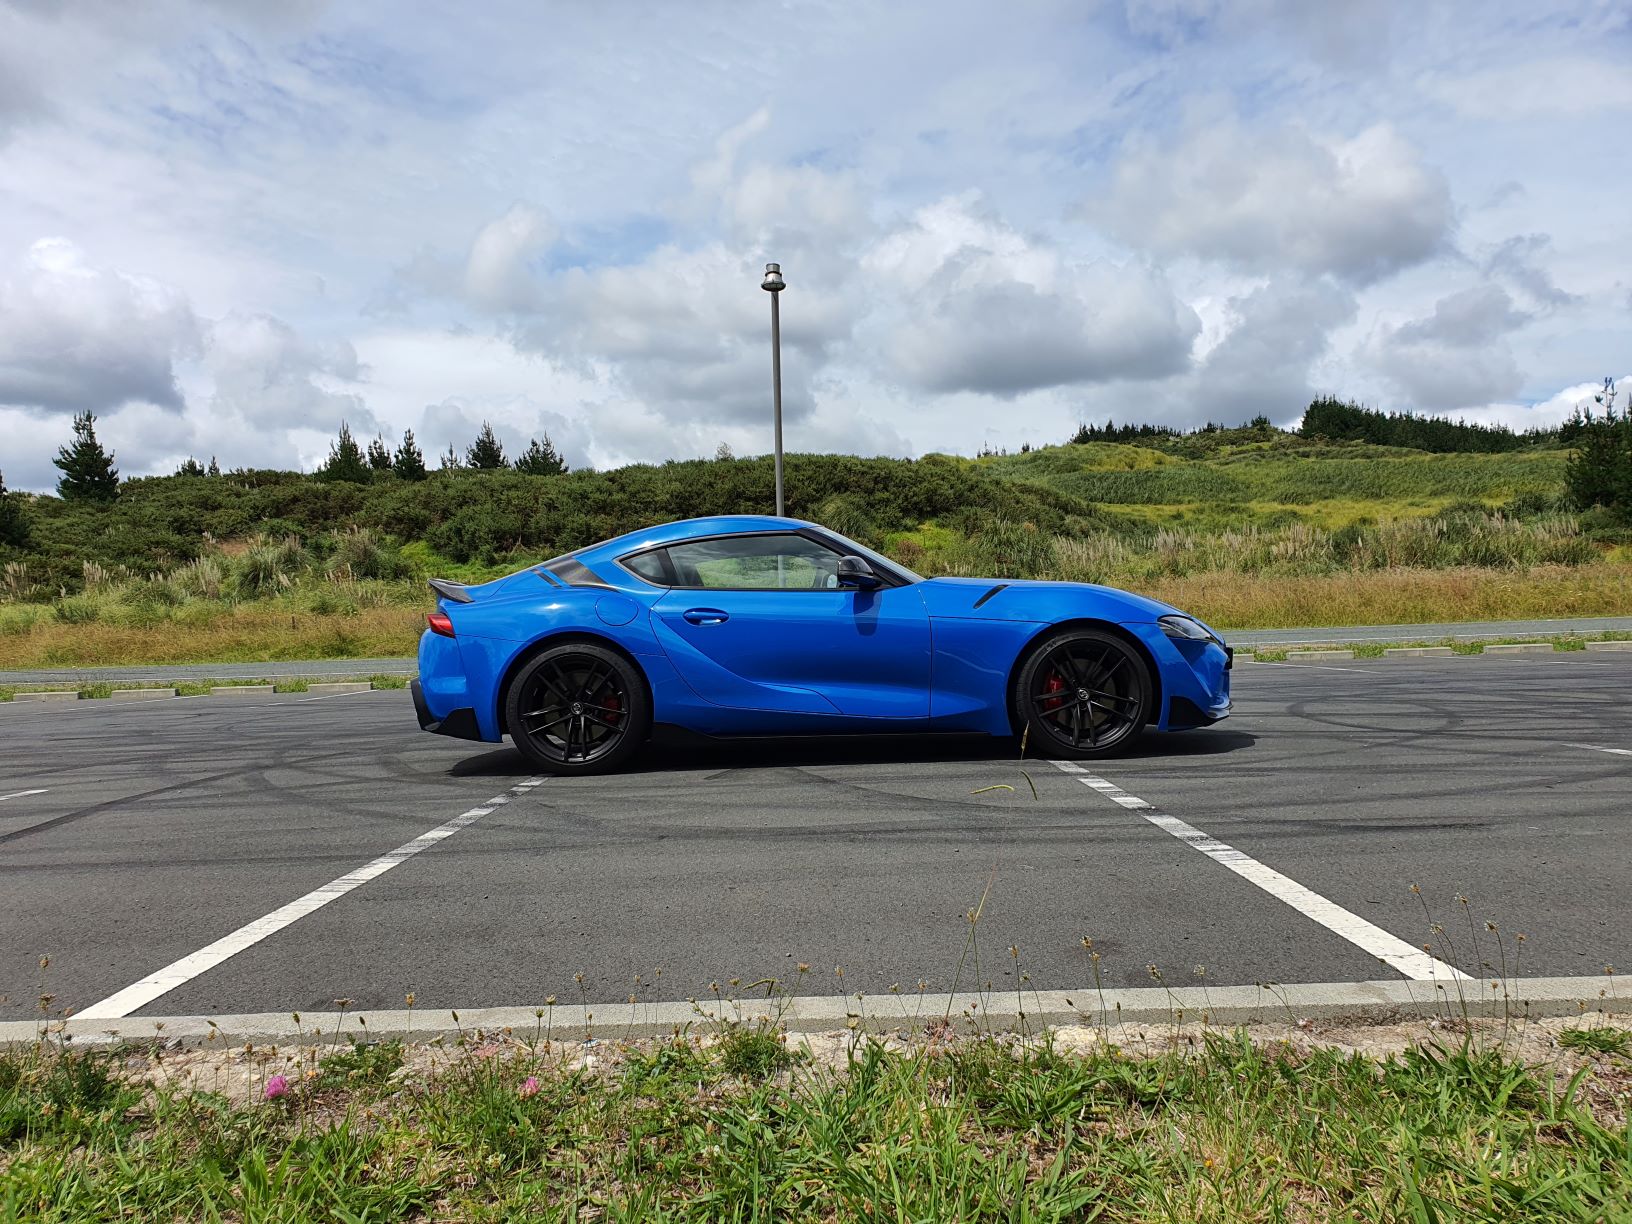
(716, 1025), (795, 1078)
(313, 1039), (406, 1091)
(1559, 1026), (1631, 1056)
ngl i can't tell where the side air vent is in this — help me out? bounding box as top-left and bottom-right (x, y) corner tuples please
(546, 558), (613, 589)
(972, 583), (1009, 610)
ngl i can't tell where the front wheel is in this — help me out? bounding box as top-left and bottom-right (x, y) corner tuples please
(1014, 629), (1152, 758)
(504, 643), (650, 775)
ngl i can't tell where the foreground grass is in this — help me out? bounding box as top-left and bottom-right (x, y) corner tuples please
(2, 564), (1628, 668)
(2, 1029), (1628, 1221)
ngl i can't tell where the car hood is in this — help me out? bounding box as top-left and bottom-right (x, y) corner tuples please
(916, 576), (1193, 628)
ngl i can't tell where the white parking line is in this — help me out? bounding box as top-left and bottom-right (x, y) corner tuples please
(1050, 761), (1470, 982)
(77, 776), (547, 1020)
(0, 788), (48, 802)
(1565, 743), (1632, 757)
(1251, 663), (1369, 673)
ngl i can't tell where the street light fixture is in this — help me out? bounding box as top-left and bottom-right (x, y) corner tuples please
(761, 262), (785, 516)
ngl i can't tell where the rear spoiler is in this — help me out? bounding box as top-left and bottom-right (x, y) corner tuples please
(428, 578), (474, 604)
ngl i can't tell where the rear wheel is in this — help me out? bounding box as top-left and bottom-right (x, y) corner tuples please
(504, 643), (650, 775)
(1014, 629), (1152, 758)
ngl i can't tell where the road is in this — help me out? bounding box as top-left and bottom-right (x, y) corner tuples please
(1, 652), (1628, 1023)
(2, 615), (1629, 685)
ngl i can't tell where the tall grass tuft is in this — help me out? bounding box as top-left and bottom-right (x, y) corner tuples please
(234, 536), (308, 597)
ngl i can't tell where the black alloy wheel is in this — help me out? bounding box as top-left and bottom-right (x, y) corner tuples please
(1015, 629), (1152, 757)
(505, 643), (650, 774)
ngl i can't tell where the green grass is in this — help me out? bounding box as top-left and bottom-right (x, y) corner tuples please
(1558, 1026), (1631, 1056)
(2, 1032), (1628, 1221)
(982, 439), (1570, 508)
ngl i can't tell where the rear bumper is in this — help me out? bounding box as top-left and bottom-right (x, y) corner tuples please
(411, 679), (485, 742)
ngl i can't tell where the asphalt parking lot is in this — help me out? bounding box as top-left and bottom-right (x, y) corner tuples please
(2, 653), (1628, 1024)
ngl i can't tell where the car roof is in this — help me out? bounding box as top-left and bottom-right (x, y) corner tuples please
(581, 515), (818, 559)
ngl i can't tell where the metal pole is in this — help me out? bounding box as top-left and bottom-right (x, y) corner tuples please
(770, 286), (784, 516)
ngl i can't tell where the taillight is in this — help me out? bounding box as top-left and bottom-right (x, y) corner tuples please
(427, 612), (455, 638)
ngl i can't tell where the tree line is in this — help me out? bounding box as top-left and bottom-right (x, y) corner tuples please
(1296, 397), (1561, 453)
(316, 420), (569, 483)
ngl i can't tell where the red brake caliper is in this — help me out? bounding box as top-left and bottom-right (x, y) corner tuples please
(1041, 672), (1067, 713)
(602, 694), (622, 726)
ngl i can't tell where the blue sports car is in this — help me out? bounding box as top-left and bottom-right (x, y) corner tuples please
(412, 515), (1232, 774)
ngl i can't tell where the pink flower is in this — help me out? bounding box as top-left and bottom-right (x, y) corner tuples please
(263, 1074), (289, 1100)
(519, 1076), (540, 1098)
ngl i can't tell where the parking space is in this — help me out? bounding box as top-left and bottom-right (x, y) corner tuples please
(1, 655), (1628, 1023)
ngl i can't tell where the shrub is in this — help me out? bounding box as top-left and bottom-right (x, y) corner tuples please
(52, 595), (102, 624)
(235, 537), (308, 597)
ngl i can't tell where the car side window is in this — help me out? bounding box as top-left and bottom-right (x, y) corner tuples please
(662, 534), (843, 589)
(622, 550), (670, 585)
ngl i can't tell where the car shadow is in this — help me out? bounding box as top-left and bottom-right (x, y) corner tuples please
(445, 727), (1256, 778)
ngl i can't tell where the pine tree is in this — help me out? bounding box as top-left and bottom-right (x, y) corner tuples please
(54, 412), (120, 502)
(514, 434), (568, 475)
(0, 470), (31, 548)
(466, 421), (508, 470)
(207, 456), (221, 477)
(440, 444), (464, 471)
(367, 435), (392, 471)
(392, 430), (427, 481)
(317, 421), (372, 483)
(1565, 378), (1632, 519)
(176, 457), (206, 477)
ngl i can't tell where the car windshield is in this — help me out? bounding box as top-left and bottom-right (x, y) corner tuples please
(813, 527), (924, 585)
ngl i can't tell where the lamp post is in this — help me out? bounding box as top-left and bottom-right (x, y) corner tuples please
(761, 262), (785, 516)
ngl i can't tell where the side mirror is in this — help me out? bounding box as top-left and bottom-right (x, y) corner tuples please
(836, 555), (882, 590)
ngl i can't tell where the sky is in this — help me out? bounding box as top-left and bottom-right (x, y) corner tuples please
(1, 0), (1629, 491)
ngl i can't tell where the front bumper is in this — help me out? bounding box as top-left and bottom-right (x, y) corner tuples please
(411, 678), (485, 742)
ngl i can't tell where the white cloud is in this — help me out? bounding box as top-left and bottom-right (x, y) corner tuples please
(0, 238), (200, 415)
(1362, 284), (1530, 411)
(869, 198), (1200, 395)
(203, 312), (374, 433)
(1430, 57), (1632, 120)
(1093, 119), (1453, 285)
(463, 204), (556, 313)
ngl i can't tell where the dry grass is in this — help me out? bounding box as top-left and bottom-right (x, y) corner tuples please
(1119, 563), (1632, 629)
(0, 606), (424, 669)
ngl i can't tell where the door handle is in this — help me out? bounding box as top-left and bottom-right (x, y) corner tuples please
(682, 608), (729, 625)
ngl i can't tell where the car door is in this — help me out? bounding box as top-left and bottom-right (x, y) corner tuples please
(642, 532), (932, 720)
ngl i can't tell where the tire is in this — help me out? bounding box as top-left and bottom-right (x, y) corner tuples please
(504, 642), (650, 775)
(1013, 628), (1152, 758)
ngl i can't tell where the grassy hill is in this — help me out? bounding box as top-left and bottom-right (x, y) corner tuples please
(1, 426), (1627, 667)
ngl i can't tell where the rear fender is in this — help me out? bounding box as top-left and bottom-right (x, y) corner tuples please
(486, 630), (661, 739)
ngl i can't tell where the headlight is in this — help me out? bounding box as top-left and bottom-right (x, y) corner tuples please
(1159, 614), (1214, 643)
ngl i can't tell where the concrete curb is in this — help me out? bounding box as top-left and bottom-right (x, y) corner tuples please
(1247, 643), (1625, 662)
(110, 687), (177, 701)
(3, 681), (402, 706)
(10, 975), (1625, 1048)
